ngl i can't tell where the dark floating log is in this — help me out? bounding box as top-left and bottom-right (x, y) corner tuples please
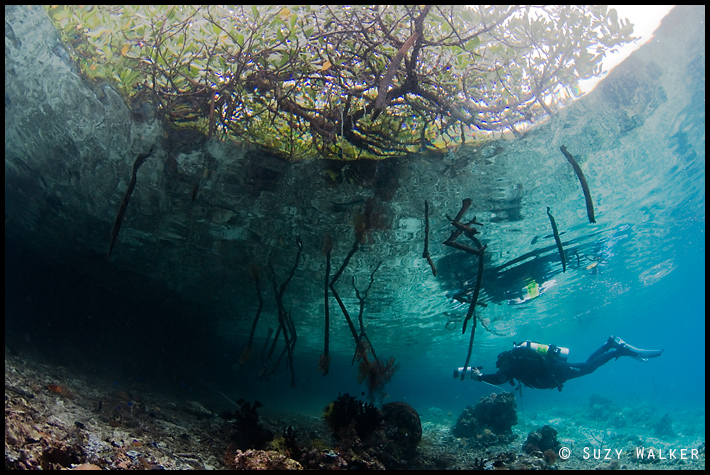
(560, 145), (596, 223)
(450, 220), (481, 236)
(108, 145), (154, 257)
(546, 207), (567, 273)
(444, 198), (472, 243)
(443, 239), (487, 256)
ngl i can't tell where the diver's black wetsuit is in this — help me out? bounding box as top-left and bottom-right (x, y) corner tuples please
(478, 337), (662, 391)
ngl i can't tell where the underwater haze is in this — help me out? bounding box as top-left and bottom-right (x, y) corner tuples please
(4, 5), (705, 470)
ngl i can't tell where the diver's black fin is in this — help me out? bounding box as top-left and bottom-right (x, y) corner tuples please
(609, 336), (663, 359)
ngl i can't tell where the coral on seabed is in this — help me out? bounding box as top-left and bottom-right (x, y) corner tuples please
(230, 449), (302, 470)
(653, 413), (675, 438)
(589, 392), (618, 421)
(543, 448), (557, 465)
(299, 448), (350, 470)
(522, 425), (561, 454)
(323, 393), (383, 440)
(220, 399), (274, 450)
(381, 401), (422, 461)
(452, 392), (518, 445)
(321, 394), (423, 469)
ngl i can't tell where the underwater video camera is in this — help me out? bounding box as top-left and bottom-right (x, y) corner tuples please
(515, 340), (569, 360)
(453, 366), (483, 379)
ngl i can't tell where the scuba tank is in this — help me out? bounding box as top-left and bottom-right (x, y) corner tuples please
(515, 340), (569, 361)
(453, 341), (570, 380)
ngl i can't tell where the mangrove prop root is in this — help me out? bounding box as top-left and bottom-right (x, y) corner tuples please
(330, 283), (360, 345)
(546, 207), (567, 273)
(278, 236), (304, 299)
(108, 145), (154, 257)
(239, 264), (265, 364)
(460, 316), (477, 380)
(353, 332), (380, 366)
(284, 238), (304, 387)
(461, 236), (484, 335)
(329, 237), (362, 345)
(330, 238), (359, 286)
(264, 325), (282, 369)
(422, 200), (437, 276)
(560, 145), (596, 223)
(260, 328), (273, 365)
(441, 199), (486, 370)
(265, 237), (303, 387)
(268, 263), (293, 373)
(321, 236), (332, 375)
(328, 233), (393, 399)
(353, 261), (382, 336)
(318, 354), (331, 375)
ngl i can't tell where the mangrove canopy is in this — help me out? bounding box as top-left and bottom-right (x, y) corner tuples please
(45, 5), (634, 160)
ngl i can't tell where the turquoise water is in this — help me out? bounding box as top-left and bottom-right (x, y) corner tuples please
(4, 5), (704, 462)
(200, 8), (706, 425)
(215, 130), (706, 418)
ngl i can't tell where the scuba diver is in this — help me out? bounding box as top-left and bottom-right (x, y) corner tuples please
(455, 336), (663, 391)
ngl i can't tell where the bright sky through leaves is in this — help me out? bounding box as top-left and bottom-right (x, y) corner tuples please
(578, 5), (675, 94)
